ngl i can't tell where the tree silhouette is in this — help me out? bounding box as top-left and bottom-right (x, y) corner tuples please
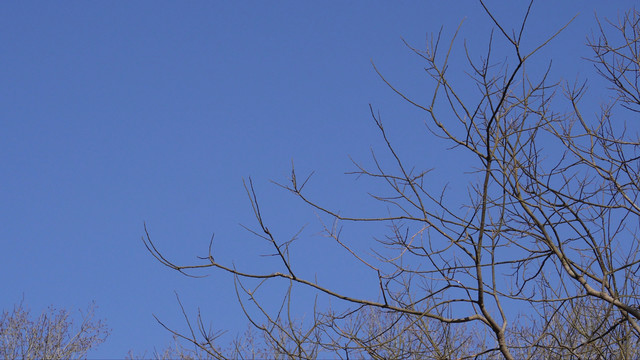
(144, 2), (640, 358)
(0, 300), (109, 360)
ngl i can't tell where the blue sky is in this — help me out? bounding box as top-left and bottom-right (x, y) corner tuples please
(1, 1), (634, 357)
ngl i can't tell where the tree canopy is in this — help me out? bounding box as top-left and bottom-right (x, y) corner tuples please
(0, 301), (109, 360)
(143, 2), (640, 359)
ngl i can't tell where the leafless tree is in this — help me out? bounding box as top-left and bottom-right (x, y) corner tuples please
(0, 300), (110, 360)
(144, 2), (640, 359)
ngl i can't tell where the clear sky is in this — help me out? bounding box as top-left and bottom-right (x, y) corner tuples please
(1, 1), (635, 357)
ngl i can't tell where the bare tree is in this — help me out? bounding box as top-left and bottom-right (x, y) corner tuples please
(144, 2), (640, 359)
(0, 300), (110, 360)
